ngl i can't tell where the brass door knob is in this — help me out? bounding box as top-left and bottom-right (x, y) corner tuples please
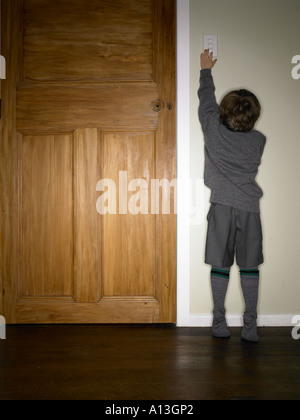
(151, 99), (164, 113)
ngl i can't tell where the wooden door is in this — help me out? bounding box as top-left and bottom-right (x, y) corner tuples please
(0, 0), (176, 324)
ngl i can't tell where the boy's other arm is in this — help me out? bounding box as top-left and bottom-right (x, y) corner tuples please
(198, 50), (219, 130)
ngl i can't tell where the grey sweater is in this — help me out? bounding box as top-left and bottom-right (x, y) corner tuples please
(198, 69), (266, 213)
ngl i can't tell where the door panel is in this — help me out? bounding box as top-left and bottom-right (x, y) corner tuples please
(101, 132), (156, 298)
(20, 133), (74, 297)
(17, 83), (158, 130)
(1, 0), (176, 324)
(23, 0), (153, 82)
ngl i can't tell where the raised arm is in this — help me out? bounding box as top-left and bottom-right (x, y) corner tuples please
(198, 50), (219, 131)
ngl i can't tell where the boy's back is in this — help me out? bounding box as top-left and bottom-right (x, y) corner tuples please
(198, 68), (266, 214)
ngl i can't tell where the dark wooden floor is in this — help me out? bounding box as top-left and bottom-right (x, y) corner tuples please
(0, 325), (299, 400)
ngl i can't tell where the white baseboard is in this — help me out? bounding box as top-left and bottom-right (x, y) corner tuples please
(178, 314), (295, 327)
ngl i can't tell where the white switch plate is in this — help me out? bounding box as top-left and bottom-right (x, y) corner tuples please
(203, 35), (218, 58)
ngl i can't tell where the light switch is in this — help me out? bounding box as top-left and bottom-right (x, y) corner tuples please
(203, 35), (218, 58)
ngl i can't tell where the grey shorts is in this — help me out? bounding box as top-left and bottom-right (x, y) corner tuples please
(205, 203), (264, 268)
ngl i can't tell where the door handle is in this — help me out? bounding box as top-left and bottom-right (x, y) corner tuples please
(151, 99), (164, 113)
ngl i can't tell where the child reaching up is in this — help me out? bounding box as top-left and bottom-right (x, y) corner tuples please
(199, 50), (266, 342)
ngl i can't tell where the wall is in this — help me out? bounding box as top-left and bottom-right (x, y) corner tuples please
(189, 0), (300, 324)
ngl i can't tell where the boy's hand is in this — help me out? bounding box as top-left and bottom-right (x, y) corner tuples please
(201, 49), (217, 70)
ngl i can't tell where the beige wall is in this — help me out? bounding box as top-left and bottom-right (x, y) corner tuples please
(190, 0), (300, 318)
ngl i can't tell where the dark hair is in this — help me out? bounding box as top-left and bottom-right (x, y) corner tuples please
(219, 89), (261, 132)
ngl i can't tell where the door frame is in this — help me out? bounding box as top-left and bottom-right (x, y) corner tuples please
(176, 0), (191, 327)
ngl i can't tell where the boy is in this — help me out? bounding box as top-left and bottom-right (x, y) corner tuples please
(199, 50), (266, 343)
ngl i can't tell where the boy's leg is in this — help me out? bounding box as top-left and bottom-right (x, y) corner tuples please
(205, 204), (235, 338)
(240, 267), (260, 342)
(211, 267), (231, 338)
(235, 209), (263, 343)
